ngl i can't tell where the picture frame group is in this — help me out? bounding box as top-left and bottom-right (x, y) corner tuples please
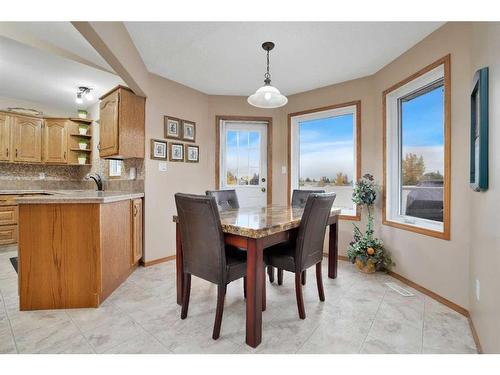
(151, 139), (199, 163)
(164, 116), (196, 142)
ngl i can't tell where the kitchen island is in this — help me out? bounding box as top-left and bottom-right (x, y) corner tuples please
(15, 190), (144, 311)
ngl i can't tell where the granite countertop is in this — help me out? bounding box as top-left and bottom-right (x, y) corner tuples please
(0, 190), (144, 204)
(173, 205), (342, 239)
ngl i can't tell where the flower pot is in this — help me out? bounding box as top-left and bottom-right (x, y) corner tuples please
(78, 143), (88, 150)
(79, 127), (88, 135)
(78, 110), (88, 119)
(355, 257), (376, 273)
(77, 156), (87, 165)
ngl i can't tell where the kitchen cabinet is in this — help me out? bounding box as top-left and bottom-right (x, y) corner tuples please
(43, 119), (67, 164)
(13, 115), (43, 163)
(0, 195), (18, 246)
(99, 85), (145, 159)
(131, 198), (143, 264)
(0, 113), (11, 161)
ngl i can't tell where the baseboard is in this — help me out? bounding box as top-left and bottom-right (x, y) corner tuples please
(334, 253), (483, 353)
(142, 255), (176, 267)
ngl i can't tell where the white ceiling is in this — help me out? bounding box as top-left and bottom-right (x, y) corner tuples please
(125, 22), (444, 96)
(0, 35), (122, 114)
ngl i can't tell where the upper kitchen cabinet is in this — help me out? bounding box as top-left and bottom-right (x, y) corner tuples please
(13, 115), (43, 163)
(43, 119), (68, 164)
(99, 86), (145, 159)
(0, 113), (11, 161)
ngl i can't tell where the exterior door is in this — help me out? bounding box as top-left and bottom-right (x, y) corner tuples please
(219, 120), (268, 208)
(99, 90), (119, 157)
(13, 115), (42, 163)
(44, 119), (67, 164)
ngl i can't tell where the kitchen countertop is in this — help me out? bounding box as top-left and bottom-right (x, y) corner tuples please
(0, 190), (144, 204)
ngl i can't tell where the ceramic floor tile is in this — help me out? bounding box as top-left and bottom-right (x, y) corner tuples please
(104, 330), (170, 354)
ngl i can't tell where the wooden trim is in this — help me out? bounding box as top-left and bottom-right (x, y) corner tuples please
(142, 254), (176, 267)
(468, 316), (483, 354)
(287, 100), (362, 221)
(382, 54), (451, 240)
(215, 115), (273, 205)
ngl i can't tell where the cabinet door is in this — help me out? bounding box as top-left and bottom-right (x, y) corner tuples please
(99, 90), (119, 157)
(44, 119), (67, 163)
(131, 198), (143, 264)
(13, 115), (42, 163)
(0, 114), (11, 161)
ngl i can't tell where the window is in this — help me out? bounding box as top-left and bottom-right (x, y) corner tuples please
(383, 56), (450, 239)
(109, 159), (122, 177)
(289, 102), (361, 218)
(224, 129), (262, 186)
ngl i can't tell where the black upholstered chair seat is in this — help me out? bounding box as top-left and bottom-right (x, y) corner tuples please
(265, 242), (297, 272)
(225, 246), (247, 283)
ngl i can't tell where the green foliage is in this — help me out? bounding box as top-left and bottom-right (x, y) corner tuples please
(348, 174), (393, 271)
(402, 153), (425, 185)
(422, 170), (444, 182)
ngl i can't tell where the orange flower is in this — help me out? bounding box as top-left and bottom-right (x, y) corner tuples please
(367, 247), (375, 255)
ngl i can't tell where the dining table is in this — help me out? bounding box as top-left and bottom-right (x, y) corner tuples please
(173, 204), (341, 348)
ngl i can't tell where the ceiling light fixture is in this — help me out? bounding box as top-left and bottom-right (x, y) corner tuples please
(76, 87), (93, 104)
(248, 42), (288, 109)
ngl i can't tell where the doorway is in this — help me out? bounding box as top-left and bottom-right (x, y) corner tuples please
(216, 116), (272, 208)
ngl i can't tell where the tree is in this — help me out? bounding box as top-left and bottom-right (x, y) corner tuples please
(422, 170), (444, 182)
(334, 172), (349, 186)
(402, 153), (425, 185)
(305, 177), (311, 183)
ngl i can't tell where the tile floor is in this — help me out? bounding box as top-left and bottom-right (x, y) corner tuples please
(0, 246), (477, 354)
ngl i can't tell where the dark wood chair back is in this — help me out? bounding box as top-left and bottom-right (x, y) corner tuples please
(295, 193), (336, 271)
(175, 193), (227, 285)
(291, 189), (325, 208)
(206, 189), (240, 210)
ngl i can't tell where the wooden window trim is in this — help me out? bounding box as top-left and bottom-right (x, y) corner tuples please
(382, 54), (451, 240)
(287, 100), (362, 221)
(215, 115), (273, 205)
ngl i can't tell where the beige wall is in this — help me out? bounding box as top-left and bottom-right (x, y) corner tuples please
(468, 22), (500, 353)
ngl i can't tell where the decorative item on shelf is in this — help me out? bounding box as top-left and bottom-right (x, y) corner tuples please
(78, 124), (89, 135)
(77, 154), (87, 165)
(164, 116), (182, 139)
(347, 174), (393, 273)
(185, 144), (199, 163)
(78, 140), (89, 150)
(150, 139), (167, 160)
(247, 41), (288, 109)
(182, 120), (196, 142)
(470, 67), (489, 192)
(77, 109), (88, 119)
(169, 142), (184, 162)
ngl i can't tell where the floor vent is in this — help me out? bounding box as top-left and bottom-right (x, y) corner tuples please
(385, 282), (414, 296)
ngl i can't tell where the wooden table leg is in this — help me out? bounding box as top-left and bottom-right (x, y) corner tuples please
(246, 238), (264, 348)
(328, 220), (338, 279)
(176, 223), (184, 305)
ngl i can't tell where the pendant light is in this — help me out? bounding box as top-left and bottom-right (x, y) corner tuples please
(247, 42), (288, 108)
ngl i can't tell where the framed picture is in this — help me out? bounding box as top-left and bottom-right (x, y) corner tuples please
(150, 139), (167, 160)
(470, 67), (489, 191)
(182, 120), (196, 142)
(164, 116), (182, 139)
(185, 144), (199, 163)
(169, 142), (184, 162)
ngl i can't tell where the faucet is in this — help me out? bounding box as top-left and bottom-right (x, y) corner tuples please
(85, 173), (103, 191)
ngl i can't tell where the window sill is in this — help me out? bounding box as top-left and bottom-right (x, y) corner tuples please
(382, 218), (450, 240)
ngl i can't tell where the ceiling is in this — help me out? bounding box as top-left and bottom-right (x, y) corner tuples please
(0, 35), (122, 114)
(125, 22), (444, 96)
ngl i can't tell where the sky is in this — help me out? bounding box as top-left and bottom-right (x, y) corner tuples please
(298, 84), (444, 182)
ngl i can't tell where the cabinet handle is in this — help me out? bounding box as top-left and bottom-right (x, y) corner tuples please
(15, 149), (18, 158)
(64, 151), (66, 159)
(133, 205), (138, 216)
(5, 148), (8, 157)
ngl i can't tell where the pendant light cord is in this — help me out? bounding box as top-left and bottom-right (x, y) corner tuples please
(264, 49), (271, 85)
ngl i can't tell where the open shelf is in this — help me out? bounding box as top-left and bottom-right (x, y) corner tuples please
(70, 118), (93, 124)
(70, 148), (91, 152)
(70, 134), (92, 139)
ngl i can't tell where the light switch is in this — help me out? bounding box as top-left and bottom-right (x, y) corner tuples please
(39, 172), (46, 180)
(159, 161), (167, 172)
(281, 166), (287, 174)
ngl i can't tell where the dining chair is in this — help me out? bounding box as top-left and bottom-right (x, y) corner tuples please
(175, 193), (249, 340)
(269, 189), (326, 286)
(205, 189), (240, 210)
(265, 192), (336, 319)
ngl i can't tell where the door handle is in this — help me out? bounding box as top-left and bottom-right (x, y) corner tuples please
(261, 187), (266, 192)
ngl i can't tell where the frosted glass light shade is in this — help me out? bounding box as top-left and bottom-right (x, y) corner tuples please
(247, 84), (288, 108)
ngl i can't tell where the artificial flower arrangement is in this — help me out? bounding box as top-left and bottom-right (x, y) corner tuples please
(347, 174), (393, 273)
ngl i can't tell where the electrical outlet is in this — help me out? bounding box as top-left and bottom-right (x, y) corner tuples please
(159, 162), (167, 172)
(475, 279), (480, 301)
(39, 172), (46, 180)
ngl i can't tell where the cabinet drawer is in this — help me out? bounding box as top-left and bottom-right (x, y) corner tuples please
(0, 224), (17, 245)
(0, 205), (18, 225)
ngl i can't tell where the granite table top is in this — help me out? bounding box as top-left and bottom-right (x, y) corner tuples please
(0, 190), (144, 204)
(173, 205), (341, 239)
